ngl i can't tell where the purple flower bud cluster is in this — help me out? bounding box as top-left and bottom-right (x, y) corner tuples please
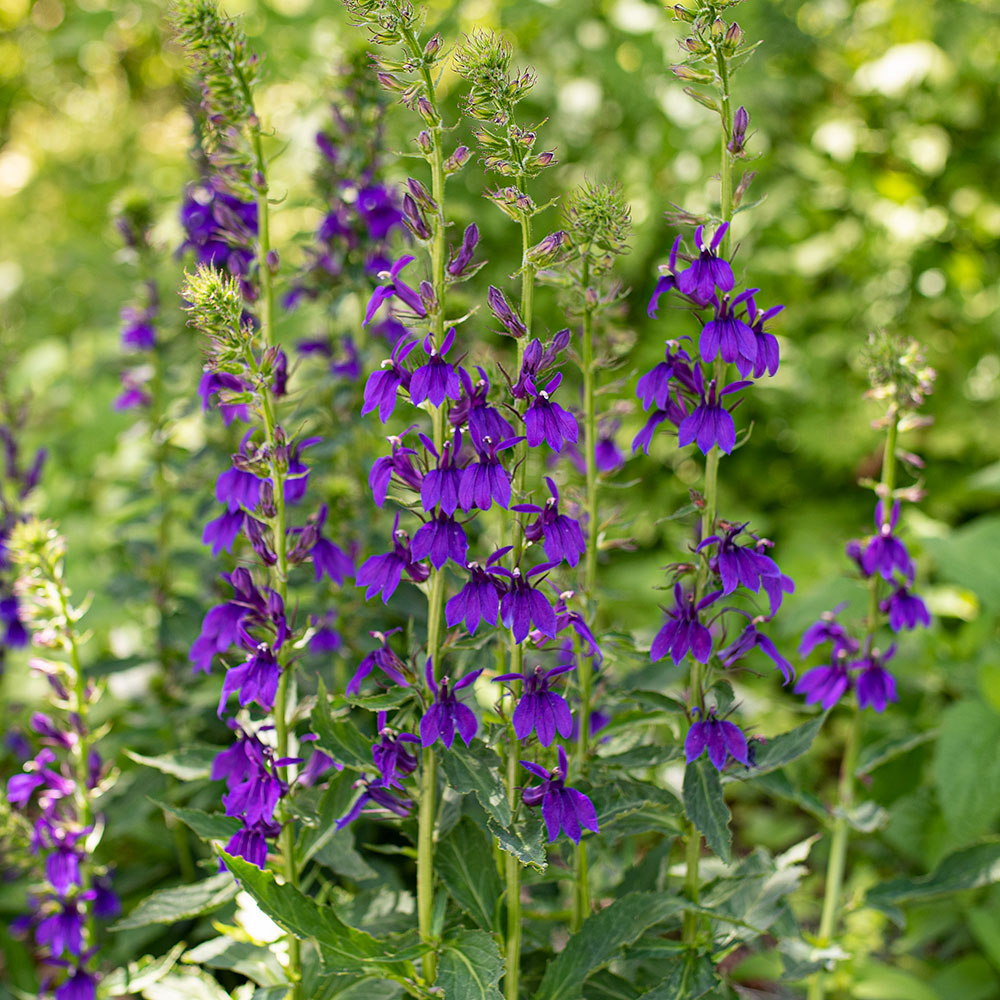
(114, 300), (158, 413)
(634, 223), (784, 457)
(796, 499), (930, 713)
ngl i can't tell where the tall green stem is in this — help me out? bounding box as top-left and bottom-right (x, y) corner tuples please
(808, 415), (898, 1000)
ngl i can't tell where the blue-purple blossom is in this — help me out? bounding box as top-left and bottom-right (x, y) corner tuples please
(520, 746), (598, 844)
(36, 900), (85, 956)
(882, 585), (930, 632)
(795, 660), (851, 710)
(746, 298), (783, 377)
(372, 713), (420, 788)
(356, 513), (431, 602)
(199, 371), (250, 425)
(362, 337), (419, 423)
(420, 432), (464, 514)
(676, 223), (734, 305)
(524, 373), (578, 452)
(336, 777), (412, 830)
(718, 621), (794, 684)
(698, 522), (794, 612)
(515, 477), (586, 567)
(460, 436), (520, 511)
(497, 563), (559, 643)
(487, 284), (527, 338)
(224, 818), (281, 869)
(447, 223), (481, 278)
(678, 370), (751, 456)
(854, 644), (898, 712)
(445, 550), (508, 634)
(650, 584), (718, 666)
(636, 341), (698, 411)
(307, 505), (353, 584)
(494, 663), (574, 746)
(409, 329), (463, 407)
(647, 235), (683, 318)
(449, 367), (515, 450)
(420, 660), (482, 749)
(364, 255), (427, 327)
(862, 501), (914, 582)
(799, 604), (859, 659)
(684, 707), (749, 771)
(218, 639), (281, 716)
(369, 428), (423, 507)
(410, 510), (469, 569)
(348, 630), (410, 695)
(54, 967), (97, 1000)
(700, 289), (757, 372)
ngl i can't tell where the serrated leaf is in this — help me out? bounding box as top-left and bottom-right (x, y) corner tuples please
(113, 874), (238, 930)
(439, 741), (511, 828)
(751, 770), (828, 822)
(126, 746), (225, 781)
(535, 894), (685, 1000)
(345, 688), (414, 711)
(740, 716), (826, 778)
(311, 680), (374, 772)
(639, 952), (718, 998)
(682, 759), (731, 863)
(437, 930), (504, 1000)
(154, 801), (240, 843)
(183, 937), (285, 986)
(102, 943), (186, 996)
(437, 818), (503, 931)
(584, 970), (641, 1000)
(586, 771), (681, 835)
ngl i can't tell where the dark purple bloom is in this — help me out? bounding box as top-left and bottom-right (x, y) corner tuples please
(218, 641), (281, 716)
(854, 643), (898, 712)
(45, 835), (84, 896)
(1, 594), (28, 648)
(215, 466), (263, 513)
(700, 289), (757, 374)
(113, 370), (151, 411)
(520, 746), (598, 844)
(449, 367), (515, 451)
(336, 777), (412, 830)
(718, 622), (794, 684)
(497, 563), (558, 643)
(224, 818), (281, 870)
(420, 660), (482, 749)
(92, 874), (120, 919)
(420, 432), (464, 515)
(746, 298), (783, 377)
(882, 585), (930, 632)
(447, 223), (481, 278)
(524, 373), (578, 453)
(218, 743), (284, 827)
(120, 307), (155, 349)
(369, 428), (423, 507)
(460, 436), (520, 511)
(199, 371), (250, 425)
(729, 105), (750, 155)
(799, 604), (859, 658)
(36, 900), (85, 957)
(676, 223), (734, 305)
(862, 501), (914, 582)
(410, 510), (468, 569)
(698, 523), (790, 611)
(650, 584), (718, 666)
(445, 550), (508, 635)
(308, 505), (352, 584)
(356, 513), (431, 603)
(594, 422), (626, 473)
(372, 714), (420, 788)
(190, 597), (247, 673)
(357, 184), (404, 240)
(647, 235), (683, 318)
(631, 410), (669, 456)
(487, 285), (527, 338)
(202, 508), (245, 556)
(678, 370), (751, 456)
(409, 329), (463, 407)
(795, 661), (851, 710)
(684, 707), (749, 771)
(348, 630), (410, 695)
(54, 967), (97, 1000)
(494, 663), (574, 746)
(362, 337), (418, 423)
(515, 477), (586, 567)
(363, 255), (427, 327)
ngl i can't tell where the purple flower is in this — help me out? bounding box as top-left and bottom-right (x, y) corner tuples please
(746, 298), (783, 377)
(218, 640), (281, 716)
(1, 594), (28, 648)
(363, 255), (427, 327)
(650, 584), (718, 666)
(594, 423), (625, 473)
(636, 342), (698, 411)
(420, 432), (464, 515)
(202, 508), (245, 556)
(336, 777), (412, 830)
(199, 371), (250, 425)
(676, 224), (735, 305)
(524, 374), (578, 453)
(309, 505), (353, 584)
(54, 967), (97, 1000)
(515, 477), (586, 567)
(460, 436), (520, 511)
(520, 746), (598, 844)
(631, 410), (669, 456)
(356, 513), (431, 602)
(445, 551), (508, 634)
(882, 585), (930, 632)
(699, 289), (757, 373)
(190, 596), (248, 674)
(494, 663), (574, 746)
(647, 235), (683, 318)
(447, 223), (481, 278)
(497, 563), (559, 643)
(36, 900), (85, 957)
(369, 428), (423, 507)
(113, 370), (151, 411)
(698, 523), (792, 611)
(45, 833), (84, 896)
(862, 501), (914, 582)
(409, 329), (463, 407)
(854, 644), (898, 712)
(348, 630), (410, 696)
(410, 510), (469, 569)
(718, 622), (794, 684)
(372, 714), (420, 788)
(799, 604), (859, 658)
(120, 305), (156, 350)
(362, 337), (418, 423)
(795, 661), (851, 710)
(684, 708), (749, 771)
(420, 660), (482, 749)
(217, 737), (284, 826)
(678, 370), (751, 456)
(224, 818), (281, 869)
(449, 367), (515, 450)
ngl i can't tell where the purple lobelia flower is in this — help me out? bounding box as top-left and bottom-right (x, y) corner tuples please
(363, 255), (427, 327)
(113, 370), (151, 411)
(699, 289), (757, 373)
(698, 522), (792, 612)
(218, 639), (281, 716)
(795, 658), (852, 710)
(494, 663), (574, 746)
(636, 341), (698, 411)
(410, 510), (469, 569)
(348, 630), (410, 695)
(881, 584), (930, 632)
(420, 432), (464, 515)
(486, 285), (528, 338)
(520, 746), (598, 844)
(36, 899), (86, 957)
(420, 659), (482, 749)
(647, 235), (683, 318)
(799, 604), (860, 658)
(308, 505), (354, 584)
(214, 729), (285, 827)
(678, 369), (751, 456)
(854, 643), (898, 712)
(445, 549), (509, 634)
(684, 707), (749, 771)
(650, 584), (719, 666)
(369, 427), (423, 507)
(862, 501), (914, 582)
(631, 409), (670, 456)
(336, 777), (412, 830)
(718, 620), (794, 684)
(409, 329), (463, 407)
(460, 436), (520, 511)
(524, 373), (578, 453)
(449, 367), (515, 450)
(2, 593), (28, 648)
(54, 966), (97, 1000)
(363, 337), (419, 423)
(356, 513), (431, 602)
(199, 371), (250, 426)
(514, 477), (586, 567)
(746, 298), (784, 378)
(593, 420), (626, 473)
(510, 331), (571, 401)
(676, 223), (735, 306)
(372, 713), (420, 788)
(497, 562), (559, 643)
(224, 818), (281, 870)
(201, 508), (245, 557)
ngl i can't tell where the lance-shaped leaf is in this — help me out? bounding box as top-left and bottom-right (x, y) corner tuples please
(439, 740), (511, 827)
(126, 745), (225, 781)
(311, 679), (375, 772)
(154, 801), (241, 844)
(735, 715), (826, 778)
(437, 930), (504, 1000)
(437, 818), (503, 931)
(113, 874), (238, 930)
(683, 758), (732, 863)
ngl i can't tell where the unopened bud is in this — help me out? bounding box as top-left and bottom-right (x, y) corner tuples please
(418, 280), (437, 314)
(406, 177), (437, 210)
(711, 18), (726, 38)
(377, 72), (405, 93)
(525, 230), (570, 265)
(672, 4), (695, 22)
(444, 145), (471, 173)
(402, 194), (431, 240)
(266, 249), (279, 273)
(416, 96), (438, 125)
(424, 33), (441, 57)
(417, 130), (433, 153)
(725, 21), (743, 47)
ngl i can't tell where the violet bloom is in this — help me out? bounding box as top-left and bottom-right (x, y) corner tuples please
(684, 707), (749, 771)
(494, 663), (574, 746)
(799, 604), (860, 658)
(515, 477), (586, 568)
(676, 223), (735, 305)
(356, 513), (431, 603)
(216, 738), (285, 826)
(594, 422), (625, 473)
(698, 523), (788, 605)
(631, 410), (669, 456)
(524, 373), (579, 453)
(218, 640), (281, 716)
(445, 550), (509, 635)
(36, 900), (85, 957)
(447, 223), (481, 278)
(647, 235), (683, 318)
(45, 830), (85, 896)
(309, 505), (353, 584)
(650, 584), (718, 666)
(372, 714), (420, 788)
(497, 563), (559, 643)
(795, 659), (851, 710)
(409, 329), (463, 407)
(746, 298), (784, 378)
(862, 501), (914, 582)
(410, 510), (468, 570)
(368, 426), (423, 507)
(718, 622), (794, 684)
(882, 585), (930, 632)
(201, 508), (244, 556)
(199, 371), (250, 425)
(348, 630), (410, 696)
(362, 337), (419, 423)
(224, 818), (281, 870)
(520, 746), (598, 844)
(449, 367), (515, 451)
(678, 370), (751, 456)
(700, 289), (757, 373)
(1, 594), (28, 648)
(855, 644), (898, 713)
(216, 443), (263, 512)
(420, 660), (482, 749)
(460, 436), (520, 512)
(54, 967), (97, 1000)
(363, 255), (427, 327)
(336, 777), (412, 830)
(120, 307), (156, 351)
(420, 432), (464, 515)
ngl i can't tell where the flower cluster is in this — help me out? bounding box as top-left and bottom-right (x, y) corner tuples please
(4, 520), (118, 1000)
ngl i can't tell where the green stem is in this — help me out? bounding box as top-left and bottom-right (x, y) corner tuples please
(504, 742), (521, 1000)
(418, 748), (438, 982)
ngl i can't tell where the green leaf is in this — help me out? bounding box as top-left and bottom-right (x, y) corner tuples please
(583, 970), (641, 1000)
(535, 893), (685, 1000)
(125, 746), (226, 781)
(639, 952), (718, 999)
(140, 969), (232, 1000)
(436, 818), (503, 931)
(682, 759), (731, 863)
(102, 943), (186, 996)
(932, 699), (1000, 838)
(586, 771), (681, 835)
(220, 852), (400, 975)
(855, 729), (937, 775)
(311, 681), (374, 772)
(437, 930), (504, 1000)
(924, 516), (1000, 610)
(486, 814), (548, 870)
(740, 715), (826, 778)
(750, 770), (828, 822)
(183, 937), (285, 986)
(439, 741), (511, 828)
(112, 874), (238, 930)
(345, 688), (414, 711)
(865, 839), (1000, 916)
(154, 801), (241, 843)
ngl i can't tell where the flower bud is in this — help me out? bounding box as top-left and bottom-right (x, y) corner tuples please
(402, 194), (432, 240)
(424, 33), (441, 57)
(377, 72), (406, 92)
(711, 18), (726, 38)
(728, 105), (749, 157)
(486, 285), (527, 338)
(406, 177), (437, 211)
(444, 145), (471, 173)
(725, 21), (743, 48)
(672, 4), (695, 22)
(418, 281), (437, 314)
(416, 96), (438, 125)
(447, 224), (481, 278)
(525, 230), (570, 265)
